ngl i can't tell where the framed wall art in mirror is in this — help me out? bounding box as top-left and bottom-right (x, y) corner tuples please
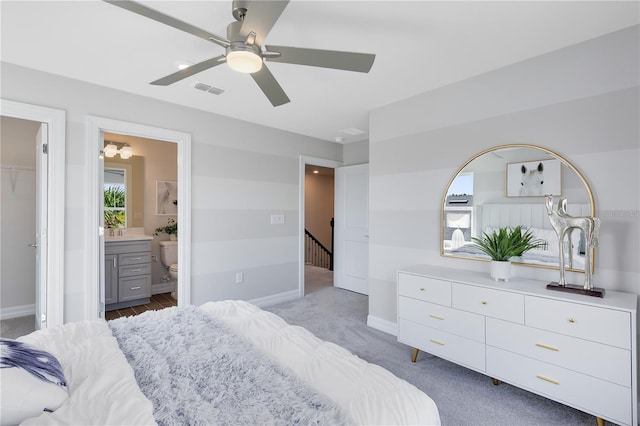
(441, 144), (595, 273)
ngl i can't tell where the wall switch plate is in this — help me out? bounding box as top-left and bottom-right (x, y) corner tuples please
(235, 272), (243, 284)
(270, 214), (285, 224)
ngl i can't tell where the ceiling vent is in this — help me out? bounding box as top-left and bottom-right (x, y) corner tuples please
(193, 81), (224, 95)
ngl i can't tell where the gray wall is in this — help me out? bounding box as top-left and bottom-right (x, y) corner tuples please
(368, 25), (639, 324)
(1, 62), (342, 322)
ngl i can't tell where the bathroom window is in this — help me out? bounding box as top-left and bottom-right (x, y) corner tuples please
(104, 168), (126, 228)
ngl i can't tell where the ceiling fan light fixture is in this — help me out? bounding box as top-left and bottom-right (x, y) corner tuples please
(226, 50), (262, 74)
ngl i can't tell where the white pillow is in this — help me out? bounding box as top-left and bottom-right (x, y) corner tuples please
(0, 339), (68, 426)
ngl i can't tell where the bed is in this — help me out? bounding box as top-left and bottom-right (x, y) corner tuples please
(1, 300), (440, 426)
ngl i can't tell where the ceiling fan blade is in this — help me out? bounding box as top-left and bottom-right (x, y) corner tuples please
(103, 0), (229, 47)
(240, 0), (289, 46)
(265, 45), (375, 73)
(250, 65), (290, 107)
(151, 55), (226, 86)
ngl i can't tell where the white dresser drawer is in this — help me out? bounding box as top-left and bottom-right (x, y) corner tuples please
(452, 283), (524, 324)
(398, 319), (485, 372)
(487, 346), (631, 426)
(399, 296), (485, 343)
(398, 273), (451, 306)
(525, 296), (631, 349)
(486, 317), (631, 387)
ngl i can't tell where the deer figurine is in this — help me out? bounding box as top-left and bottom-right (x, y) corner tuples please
(544, 195), (600, 291)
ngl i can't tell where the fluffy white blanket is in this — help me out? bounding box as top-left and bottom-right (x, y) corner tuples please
(109, 306), (349, 425)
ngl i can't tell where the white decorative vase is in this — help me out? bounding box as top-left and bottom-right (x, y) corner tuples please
(490, 261), (511, 281)
(169, 234), (177, 241)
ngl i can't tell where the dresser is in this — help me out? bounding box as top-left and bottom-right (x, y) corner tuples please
(105, 240), (152, 311)
(397, 265), (637, 426)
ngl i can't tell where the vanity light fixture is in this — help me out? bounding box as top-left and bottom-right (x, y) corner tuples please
(104, 142), (119, 158)
(104, 142), (133, 159)
(119, 145), (132, 159)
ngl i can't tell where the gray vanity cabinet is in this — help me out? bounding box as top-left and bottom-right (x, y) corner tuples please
(104, 254), (118, 305)
(105, 240), (152, 311)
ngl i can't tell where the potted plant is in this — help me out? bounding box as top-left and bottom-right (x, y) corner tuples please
(154, 218), (177, 240)
(471, 226), (544, 281)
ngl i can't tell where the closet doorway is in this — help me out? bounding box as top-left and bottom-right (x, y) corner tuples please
(0, 100), (65, 330)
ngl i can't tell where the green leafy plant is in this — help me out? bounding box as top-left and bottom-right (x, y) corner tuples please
(154, 218), (177, 236)
(104, 186), (125, 228)
(471, 226), (545, 262)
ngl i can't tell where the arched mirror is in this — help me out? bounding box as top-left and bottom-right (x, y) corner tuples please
(441, 144), (594, 272)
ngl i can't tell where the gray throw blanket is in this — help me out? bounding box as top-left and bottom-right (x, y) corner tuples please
(109, 306), (349, 426)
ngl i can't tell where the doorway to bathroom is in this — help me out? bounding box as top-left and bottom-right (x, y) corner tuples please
(86, 116), (191, 320)
(101, 132), (178, 319)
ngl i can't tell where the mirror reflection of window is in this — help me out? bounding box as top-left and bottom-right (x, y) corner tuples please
(104, 168), (126, 228)
(444, 172), (473, 250)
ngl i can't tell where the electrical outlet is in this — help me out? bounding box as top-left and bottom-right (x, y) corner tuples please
(270, 214), (285, 224)
(235, 272), (244, 284)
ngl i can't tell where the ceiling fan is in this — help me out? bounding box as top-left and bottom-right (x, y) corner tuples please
(104, 0), (376, 107)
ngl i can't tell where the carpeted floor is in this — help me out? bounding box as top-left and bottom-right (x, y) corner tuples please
(267, 265), (595, 426)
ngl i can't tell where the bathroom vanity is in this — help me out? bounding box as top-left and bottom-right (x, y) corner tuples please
(105, 237), (152, 311)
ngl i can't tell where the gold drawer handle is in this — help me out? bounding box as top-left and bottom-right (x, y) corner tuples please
(430, 338), (445, 346)
(568, 318), (576, 323)
(430, 314), (445, 320)
(536, 375), (559, 385)
(481, 300), (488, 305)
(536, 343), (559, 352)
(419, 288), (425, 291)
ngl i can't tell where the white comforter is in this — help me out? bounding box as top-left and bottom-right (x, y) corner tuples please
(18, 301), (440, 425)
(18, 320), (155, 425)
(201, 301), (440, 426)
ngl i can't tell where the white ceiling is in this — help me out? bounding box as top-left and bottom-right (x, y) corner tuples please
(1, 1), (638, 143)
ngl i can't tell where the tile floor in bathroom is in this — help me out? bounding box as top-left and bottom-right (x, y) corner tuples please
(104, 293), (177, 320)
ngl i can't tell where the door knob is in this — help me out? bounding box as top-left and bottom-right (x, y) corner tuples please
(28, 243), (38, 248)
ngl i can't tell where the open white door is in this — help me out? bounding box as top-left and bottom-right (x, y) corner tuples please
(334, 163), (369, 295)
(34, 123), (48, 330)
(98, 133), (106, 318)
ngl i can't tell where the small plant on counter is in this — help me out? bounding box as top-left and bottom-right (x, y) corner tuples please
(154, 218), (177, 237)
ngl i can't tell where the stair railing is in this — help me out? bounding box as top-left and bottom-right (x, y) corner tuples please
(305, 228), (333, 270)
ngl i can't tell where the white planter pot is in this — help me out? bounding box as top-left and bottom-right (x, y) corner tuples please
(169, 234), (177, 241)
(490, 261), (511, 281)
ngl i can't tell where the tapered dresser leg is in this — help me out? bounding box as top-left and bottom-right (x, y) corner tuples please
(492, 378), (500, 386)
(595, 417), (604, 426)
(411, 348), (419, 363)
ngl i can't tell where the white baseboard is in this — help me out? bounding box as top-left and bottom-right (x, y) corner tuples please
(0, 304), (35, 320)
(367, 314), (397, 336)
(249, 290), (300, 308)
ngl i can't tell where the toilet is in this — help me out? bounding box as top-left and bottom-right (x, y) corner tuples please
(159, 240), (178, 300)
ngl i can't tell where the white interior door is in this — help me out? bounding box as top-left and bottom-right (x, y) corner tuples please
(34, 123), (48, 330)
(334, 163), (369, 295)
(98, 132), (106, 318)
